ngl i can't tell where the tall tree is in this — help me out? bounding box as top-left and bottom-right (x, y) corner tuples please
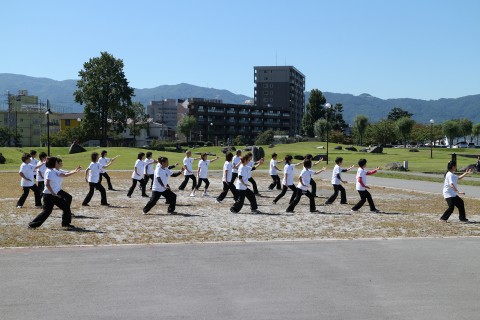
(354, 115), (369, 145)
(369, 119), (397, 146)
(328, 103), (348, 131)
(442, 120), (461, 147)
(313, 118), (328, 141)
(396, 117), (415, 147)
(472, 123), (480, 145)
(300, 89), (326, 137)
(387, 107), (413, 121)
(458, 118), (473, 142)
(74, 52), (135, 146)
(177, 115), (197, 142)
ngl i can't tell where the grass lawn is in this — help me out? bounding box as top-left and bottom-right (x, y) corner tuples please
(1, 142), (479, 173)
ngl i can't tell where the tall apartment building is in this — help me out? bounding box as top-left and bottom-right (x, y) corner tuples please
(254, 66), (305, 136)
(147, 99), (178, 129)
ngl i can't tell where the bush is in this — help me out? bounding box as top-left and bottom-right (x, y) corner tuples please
(255, 130), (274, 146)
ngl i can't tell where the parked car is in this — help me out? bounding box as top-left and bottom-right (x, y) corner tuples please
(453, 142), (468, 148)
(468, 143), (476, 148)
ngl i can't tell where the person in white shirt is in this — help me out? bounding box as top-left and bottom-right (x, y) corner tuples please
(192, 153), (219, 197)
(268, 153), (284, 190)
(231, 150), (242, 184)
(36, 152), (48, 206)
(83, 152), (112, 206)
(230, 154), (260, 214)
(29, 156), (81, 229)
(215, 152), (238, 203)
(178, 150), (199, 193)
(295, 154), (323, 197)
(351, 158), (380, 213)
(30, 150), (39, 181)
(144, 151), (156, 190)
(440, 161), (471, 222)
(286, 160), (326, 213)
(98, 150), (116, 190)
(16, 153), (44, 208)
(325, 157), (354, 205)
(246, 152), (263, 195)
(143, 157), (184, 214)
(273, 155), (297, 205)
(127, 152), (148, 198)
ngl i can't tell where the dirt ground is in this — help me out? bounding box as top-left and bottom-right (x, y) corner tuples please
(1, 170), (480, 248)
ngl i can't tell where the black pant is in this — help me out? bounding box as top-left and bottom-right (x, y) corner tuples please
(217, 181), (238, 202)
(326, 184), (347, 204)
(248, 177), (259, 194)
(310, 179), (317, 196)
(274, 185), (297, 204)
(196, 178), (210, 190)
(127, 178), (147, 197)
(99, 172), (113, 190)
(230, 189), (258, 213)
(29, 192), (72, 228)
(37, 181), (45, 205)
(143, 189), (177, 213)
(83, 182), (108, 205)
(286, 189), (316, 212)
(17, 184), (42, 207)
(231, 172), (238, 184)
(441, 196), (466, 221)
(178, 175), (197, 190)
(268, 175), (281, 190)
(144, 174), (155, 189)
(352, 190), (376, 211)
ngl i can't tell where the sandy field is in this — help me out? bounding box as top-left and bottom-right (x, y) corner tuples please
(1, 170), (480, 248)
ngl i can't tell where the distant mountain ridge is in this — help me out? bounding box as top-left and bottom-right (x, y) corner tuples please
(1, 73), (479, 124)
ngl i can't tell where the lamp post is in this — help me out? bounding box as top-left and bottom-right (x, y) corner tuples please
(45, 99), (52, 156)
(430, 119), (435, 159)
(325, 103), (332, 164)
(209, 122), (213, 145)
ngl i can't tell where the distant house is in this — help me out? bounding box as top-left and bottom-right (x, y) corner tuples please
(59, 113), (83, 130)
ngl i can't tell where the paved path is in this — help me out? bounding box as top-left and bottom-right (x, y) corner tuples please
(1, 238), (479, 320)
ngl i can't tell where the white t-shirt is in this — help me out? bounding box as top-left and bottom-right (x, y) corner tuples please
(31, 158), (39, 177)
(355, 168), (367, 191)
(144, 158), (155, 175)
(98, 157), (109, 173)
(19, 162), (35, 187)
(297, 168), (312, 191)
(153, 166), (172, 193)
(132, 159), (145, 180)
(37, 163), (47, 182)
(270, 159), (278, 175)
(198, 160), (211, 179)
(183, 157), (194, 175)
(232, 156), (241, 173)
(222, 161), (233, 182)
(87, 162), (102, 183)
(331, 164), (343, 185)
(43, 168), (63, 194)
(443, 171), (458, 198)
(282, 163), (294, 186)
(235, 164), (251, 190)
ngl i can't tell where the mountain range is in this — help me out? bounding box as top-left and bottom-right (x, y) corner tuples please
(1, 73), (479, 124)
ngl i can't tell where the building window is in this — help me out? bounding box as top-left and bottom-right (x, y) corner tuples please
(65, 119), (71, 126)
(270, 84), (274, 88)
(270, 98), (273, 102)
(263, 91), (268, 95)
(263, 98), (269, 103)
(270, 91), (273, 95)
(263, 84), (268, 88)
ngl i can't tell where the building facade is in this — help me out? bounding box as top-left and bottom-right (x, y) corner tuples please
(147, 99), (179, 130)
(254, 66), (305, 136)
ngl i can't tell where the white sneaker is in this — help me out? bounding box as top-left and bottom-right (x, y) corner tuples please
(215, 200), (221, 204)
(203, 192), (209, 197)
(189, 192), (195, 197)
(16, 205), (22, 209)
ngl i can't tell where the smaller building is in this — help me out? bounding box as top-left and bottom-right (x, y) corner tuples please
(59, 113), (83, 130)
(147, 99), (179, 130)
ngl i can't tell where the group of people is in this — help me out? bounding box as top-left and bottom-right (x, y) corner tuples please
(16, 148), (473, 230)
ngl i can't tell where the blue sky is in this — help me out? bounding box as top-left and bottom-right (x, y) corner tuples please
(2, 0), (479, 100)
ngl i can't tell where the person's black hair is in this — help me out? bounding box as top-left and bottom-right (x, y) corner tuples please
(101, 150), (108, 157)
(21, 153), (31, 162)
(272, 153), (277, 158)
(30, 150), (37, 156)
(445, 161), (457, 176)
(358, 158), (367, 167)
(304, 159), (312, 168)
(159, 157), (168, 164)
(39, 152), (48, 160)
(137, 152), (145, 160)
(335, 157), (344, 164)
(226, 152), (233, 161)
(236, 150), (242, 155)
(91, 152), (99, 162)
(304, 154), (313, 160)
(285, 155), (293, 163)
(146, 151), (153, 158)
(45, 157), (57, 169)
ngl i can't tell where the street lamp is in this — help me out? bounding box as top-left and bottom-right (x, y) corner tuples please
(45, 100), (52, 156)
(430, 119), (435, 159)
(324, 103), (332, 164)
(209, 122), (214, 145)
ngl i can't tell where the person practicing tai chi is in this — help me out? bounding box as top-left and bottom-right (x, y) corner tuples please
(16, 153), (44, 209)
(286, 160), (326, 213)
(440, 161), (472, 223)
(246, 153), (263, 196)
(191, 153), (219, 197)
(230, 154), (260, 214)
(215, 152), (239, 203)
(300, 154), (323, 197)
(36, 152), (48, 206)
(82, 152), (114, 206)
(325, 157), (354, 205)
(178, 150), (199, 196)
(231, 150), (242, 184)
(127, 152), (148, 198)
(273, 155), (297, 205)
(143, 157), (184, 215)
(351, 158), (381, 213)
(29, 157), (81, 230)
(144, 151), (156, 190)
(98, 150), (119, 190)
(268, 153), (284, 190)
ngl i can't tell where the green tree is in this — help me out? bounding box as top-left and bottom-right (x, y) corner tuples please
(0, 127), (22, 146)
(369, 119), (397, 146)
(313, 118), (328, 141)
(387, 107), (413, 121)
(233, 135), (245, 146)
(442, 120), (461, 147)
(472, 123), (480, 145)
(74, 52), (135, 147)
(396, 117), (415, 147)
(458, 118), (473, 142)
(128, 102), (148, 141)
(328, 103), (348, 131)
(354, 115), (369, 145)
(177, 115), (197, 142)
(255, 129), (275, 145)
(301, 89), (327, 137)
